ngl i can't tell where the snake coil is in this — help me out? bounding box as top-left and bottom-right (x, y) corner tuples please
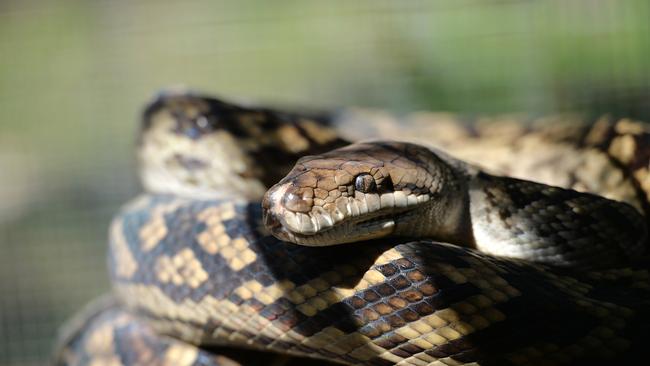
(54, 91), (650, 366)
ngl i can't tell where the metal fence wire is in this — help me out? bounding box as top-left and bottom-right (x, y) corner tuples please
(1, 1), (649, 365)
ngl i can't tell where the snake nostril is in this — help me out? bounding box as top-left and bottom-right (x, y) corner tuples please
(263, 211), (281, 231)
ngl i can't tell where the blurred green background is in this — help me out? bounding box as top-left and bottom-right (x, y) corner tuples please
(1, 1), (649, 365)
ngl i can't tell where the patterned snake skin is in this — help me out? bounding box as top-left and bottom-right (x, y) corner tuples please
(262, 140), (646, 269)
(53, 90), (650, 366)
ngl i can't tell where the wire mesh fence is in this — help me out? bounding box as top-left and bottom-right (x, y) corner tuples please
(1, 0), (649, 365)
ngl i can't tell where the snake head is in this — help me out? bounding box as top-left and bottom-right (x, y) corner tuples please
(138, 89), (347, 200)
(262, 141), (467, 245)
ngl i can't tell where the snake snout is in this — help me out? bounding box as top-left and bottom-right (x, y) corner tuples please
(262, 182), (301, 238)
(261, 195), (286, 240)
(264, 181), (314, 214)
(261, 192), (278, 225)
(281, 190), (313, 213)
(262, 209), (281, 231)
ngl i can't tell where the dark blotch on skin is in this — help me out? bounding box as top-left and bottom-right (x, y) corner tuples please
(259, 303), (281, 321)
(375, 321), (392, 334)
(389, 275), (411, 290)
(359, 324), (382, 338)
(400, 290), (424, 302)
(418, 283), (438, 296)
(377, 263), (398, 277)
(361, 309), (380, 321)
(277, 311), (304, 331)
(388, 297), (408, 309)
(363, 290), (381, 303)
(292, 318), (323, 337)
(374, 303), (394, 315)
(397, 308), (419, 322)
(413, 302), (435, 315)
(247, 298), (265, 312)
(390, 348), (412, 358)
(256, 273), (275, 287)
(406, 270), (425, 282)
(349, 296), (366, 309)
(395, 258), (415, 270)
(374, 336), (396, 349)
(398, 343), (425, 355)
(387, 332), (408, 344)
(386, 314), (406, 328)
(376, 283), (396, 297)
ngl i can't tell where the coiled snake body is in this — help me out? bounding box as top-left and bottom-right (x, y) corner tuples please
(54, 91), (650, 366)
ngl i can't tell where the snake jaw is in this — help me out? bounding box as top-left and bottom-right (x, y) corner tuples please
(260, 140), (472, 245)
(262, 180), (429, 245)
(264, 207), (397, 246)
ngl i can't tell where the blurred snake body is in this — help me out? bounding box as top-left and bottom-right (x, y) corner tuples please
(54, 91), (650, 366)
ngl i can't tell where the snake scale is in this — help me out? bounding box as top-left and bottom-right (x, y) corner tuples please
(54, 90), (650, 366)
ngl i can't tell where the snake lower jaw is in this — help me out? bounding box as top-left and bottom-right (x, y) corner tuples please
(267, 214), (397, 246)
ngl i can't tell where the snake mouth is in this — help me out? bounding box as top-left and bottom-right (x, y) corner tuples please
(262, 179), (435, 245)
(264, 208), (404, 246)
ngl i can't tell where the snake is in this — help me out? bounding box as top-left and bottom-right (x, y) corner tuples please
(261, 140), (646, 269)
(53, 90), (650, 366)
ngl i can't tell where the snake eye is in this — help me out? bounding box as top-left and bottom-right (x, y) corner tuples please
(354, 173), (377, 193)
(176, 113), (216, 140)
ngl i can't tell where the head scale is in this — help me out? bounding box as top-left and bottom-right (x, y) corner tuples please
(262, 141), (467, 245)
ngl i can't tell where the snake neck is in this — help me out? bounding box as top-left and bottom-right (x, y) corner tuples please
(411, 190), (476, 248)
(392, 151), (478, 249)
(394, 148), (647, 268)
(465, 170), (648, 268)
